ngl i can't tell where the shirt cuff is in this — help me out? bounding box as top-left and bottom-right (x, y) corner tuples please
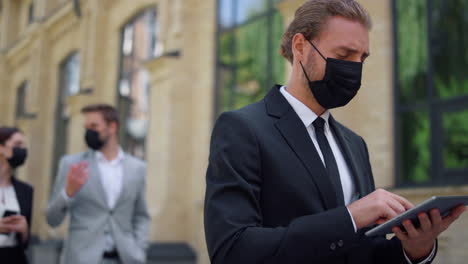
(346, 207), (357, 233)
(403, 241), (436, 264)
(61, 189), (74, 204)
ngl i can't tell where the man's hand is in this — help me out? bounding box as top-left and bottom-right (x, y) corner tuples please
(393, 205), (466, 261)
(347, 189), (414, 229)
(65, 161), (89, 198)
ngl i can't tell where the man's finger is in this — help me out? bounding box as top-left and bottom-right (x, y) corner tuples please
(418, 213), (432, 232)
(376, 218), (386, 225)
(389, 193), (414, 210)
(447, 205), (467, 219)
(430, 209), (442, 229)
(78, 169), (90, 181)
(77, 163), (87, 171)
(78, 161), (88, 170)
(381, 204), (399, 221)
(402, 220), (419, 237)
(441, 205), (466, 230)
(386, 198), (406, 215)
(68, 164), (78, 176)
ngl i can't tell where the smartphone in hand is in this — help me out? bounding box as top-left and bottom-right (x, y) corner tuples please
(2, 210), (19, 218)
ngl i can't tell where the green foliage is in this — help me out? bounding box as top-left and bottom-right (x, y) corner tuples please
(396, 0), (468, 184)
(401, 111), (430, 183)
(217, 0), (285, 112)
(397, 0), (428, 103)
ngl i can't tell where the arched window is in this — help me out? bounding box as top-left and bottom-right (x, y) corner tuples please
(51, 52), (80, 185)
(117, 8), (159, 159)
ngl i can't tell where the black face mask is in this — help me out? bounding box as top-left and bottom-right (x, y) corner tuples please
(85, 129), (105, 150)
(299, 39), (363, 109)
(8, 147), (28, 169)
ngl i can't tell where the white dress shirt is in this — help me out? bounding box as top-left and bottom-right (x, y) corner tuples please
(96, 148), (125, 252)
(95, 149), (124, 210)
(0, 185), (20, 247)
(280, 86), (435, 264)
(280, 87), (358, 205)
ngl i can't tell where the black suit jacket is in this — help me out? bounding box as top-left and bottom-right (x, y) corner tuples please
(11, 177), (34, 249)
(204, 86), (435, 264)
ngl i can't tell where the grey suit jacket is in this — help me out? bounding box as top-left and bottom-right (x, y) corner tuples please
(46, 151), (151, 264)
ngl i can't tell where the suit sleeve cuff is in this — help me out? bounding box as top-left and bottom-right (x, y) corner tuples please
(403, 241), (436, 264)
(346, 207), (357, 233)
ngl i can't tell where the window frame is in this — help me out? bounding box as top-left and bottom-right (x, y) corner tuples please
(15, 81), (36, 120)
(116, 7), (158, 160)
(214, 0), (284, 117)
(392, 0), (468, 187)
(50, 51), (80, 192)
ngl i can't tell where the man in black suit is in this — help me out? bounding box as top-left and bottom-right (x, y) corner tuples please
(204, 1), (466, 263)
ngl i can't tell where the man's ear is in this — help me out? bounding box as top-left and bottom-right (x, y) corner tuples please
(110, 122), (118, 136)
(292, 33), (306, 62)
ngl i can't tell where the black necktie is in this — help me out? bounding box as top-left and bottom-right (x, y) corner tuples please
(313, 117), (345, 206)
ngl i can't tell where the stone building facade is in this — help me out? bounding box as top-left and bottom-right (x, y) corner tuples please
(0, 0), (466, 263)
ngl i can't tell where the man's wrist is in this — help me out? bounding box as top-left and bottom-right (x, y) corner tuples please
(346, 207), (358, 233)
(406, 242), (434, 260)
(403, 240), (436, 264)
(62, 189), (74, 201)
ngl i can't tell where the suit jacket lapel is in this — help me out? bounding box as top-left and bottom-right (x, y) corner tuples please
(85, 151), (109, 208)
(114, 154), (131, 209)
(11, 179), (27, 216)
(266, 86), (338, 210)
(328, 116), (366, 198)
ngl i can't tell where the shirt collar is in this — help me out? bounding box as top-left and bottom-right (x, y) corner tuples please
(95, 147), (125, 165)
(279, 86), (330, 128)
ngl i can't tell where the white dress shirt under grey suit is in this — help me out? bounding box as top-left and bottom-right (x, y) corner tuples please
(46, 150), (150, 264)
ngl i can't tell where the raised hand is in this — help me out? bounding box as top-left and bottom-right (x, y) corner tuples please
(65, 161), (89, 198)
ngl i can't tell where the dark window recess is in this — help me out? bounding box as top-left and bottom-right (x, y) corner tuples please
(394, 0), (468, 186)
(15, 81), (36, 119)
(117, 8), (159, 160)
(28, 3), (34, 24)
(50, 52), (80, 192)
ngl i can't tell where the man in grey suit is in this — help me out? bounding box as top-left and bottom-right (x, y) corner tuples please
(47, 104), (150, 264)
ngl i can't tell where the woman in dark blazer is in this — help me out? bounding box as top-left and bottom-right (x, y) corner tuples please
(0, 127), (33, 264)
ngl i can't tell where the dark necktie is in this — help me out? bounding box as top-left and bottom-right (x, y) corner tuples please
(313, 117), (345, 206)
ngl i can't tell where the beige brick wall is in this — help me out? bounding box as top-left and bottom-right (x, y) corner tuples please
(1, 0), (215, 262)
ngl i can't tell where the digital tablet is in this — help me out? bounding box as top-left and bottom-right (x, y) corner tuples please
(365, 195), (468, 237)
(2, 210), (19, 218)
